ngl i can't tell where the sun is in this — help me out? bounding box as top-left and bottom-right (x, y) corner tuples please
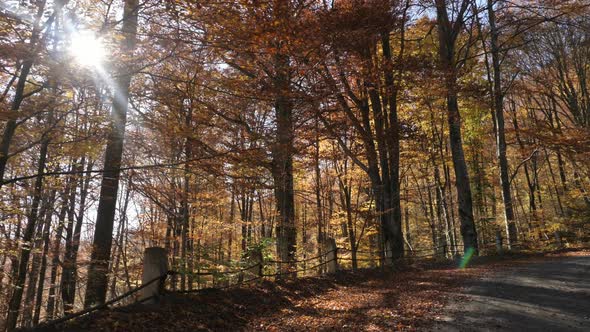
(69, 31), (106, 68)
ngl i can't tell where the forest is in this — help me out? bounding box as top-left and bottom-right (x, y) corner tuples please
(0, 0), (589, 330)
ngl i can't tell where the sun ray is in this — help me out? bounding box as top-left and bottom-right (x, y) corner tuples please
(69, 31), (105, 68)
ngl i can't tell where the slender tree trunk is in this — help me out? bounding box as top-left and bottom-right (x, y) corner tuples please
(544, 149), (565, 216)
(430, 106), (453, 256)
(169, 217), (178, 291)
(179, 213), (186, 291)
(228, 190), (235, 261)
(21, 189), (54, 327)
(488, 0), (518, 248)
(60, 158), (87, 314)
(511, 105), (537, 215)
(109, 207), (124, 299)
(314, 117), (324, 271)
(182, 110), (193, 290)
(5, 126), (50, 330)
(240, 193), (248, 253)
(336, 160), (357, 269)
(571, 159), (590, 208)
(8, 213), (22, 304)
(258, 191), (266, 240)
(32, 190), (57, 325)
(46, 170), (75, 320)
(344, 187), (357, 270)
(556, 151), (568, 191)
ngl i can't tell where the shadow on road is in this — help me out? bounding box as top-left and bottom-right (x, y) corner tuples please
(430, 256), (590, 332)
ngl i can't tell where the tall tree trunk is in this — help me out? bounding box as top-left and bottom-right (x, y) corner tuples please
(180, 204), (188, 291)
(435, 0), (478, 254)
(0, 0), (48, 188)
(488, 0), (517, 247)
(109, 180), (131, 299)
(257, 191), (266, 240)
(381, 31), (404, 260)
(46, 170), (75, 320)
(84, 0), (138, 307)
(32, 190), (56, 325)
(62, 159), (91, 311)
(8, 213), (22, 304)
(60, 158), (85, 314)
(430, 105), (453, 256)
(544, 149), (565, 216)
(335, 158), (357, 269)
(5, 128), (50, 330)
(314, 116), (324, 269)
(271, 33), (296, 274)
(240, 193), (249, 253)
(182, 109), (193, 290)
(511, 103), (537, 216)
(21, 189), (54, 327)
(556, 151), (568, 191)
(228, 190), (235, 261)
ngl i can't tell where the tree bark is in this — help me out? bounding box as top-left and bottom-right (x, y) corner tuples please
(0, 0), (48, 188)
(60, 158), (85, 314)
(435, 0), (478, 254)
(5, 126), (50, 330)
(487, 0), (517, 247)
(46, 170), (75, 320)
(32, 190), (56, 325)
(314, 116), (324, 271)
(21, 189), (54, 327)
(381, 32), (404, 260)
(84, 0), (138, 307)
(271, 19), (297, 273)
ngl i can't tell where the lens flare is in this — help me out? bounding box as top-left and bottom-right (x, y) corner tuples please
(459, 247), (476, 269)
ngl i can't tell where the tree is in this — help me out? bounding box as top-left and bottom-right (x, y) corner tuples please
(481, 0), (518, 246)
(0, 0), (51, 187)
(315, 0), (407, 263)
(84, 0), (139, 307)
(434, 0), (479, 254)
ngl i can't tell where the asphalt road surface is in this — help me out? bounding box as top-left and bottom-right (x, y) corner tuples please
(429, 256), (590, 331)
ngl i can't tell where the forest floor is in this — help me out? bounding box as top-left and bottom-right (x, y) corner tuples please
(39, 249), (590, 332)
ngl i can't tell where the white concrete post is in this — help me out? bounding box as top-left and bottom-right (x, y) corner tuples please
(250, 247), (264, 278)
(554, 231), (563, 248)
(383, 239), (394, 267)
(325, 238), (338, 274)
(140, 247), (168, 303)
(496, 231), (503, 255)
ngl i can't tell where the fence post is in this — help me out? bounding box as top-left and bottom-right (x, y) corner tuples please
(325, 238), (338, 274)
(496, 231), (503, 255)
(554, 231), (563, 248)
(253, 247), (263, 278)
(383, 239), (394, 267)
(216, 265), (230, 288)
(240, 247), (263, 283)
(437, 235), (447, 258)
(140, 247), (168, 304)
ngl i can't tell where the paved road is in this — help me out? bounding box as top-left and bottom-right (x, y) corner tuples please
(430, 256), (590, 331)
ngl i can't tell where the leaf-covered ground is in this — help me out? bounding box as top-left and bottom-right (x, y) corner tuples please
(39, 249), (590, 332)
